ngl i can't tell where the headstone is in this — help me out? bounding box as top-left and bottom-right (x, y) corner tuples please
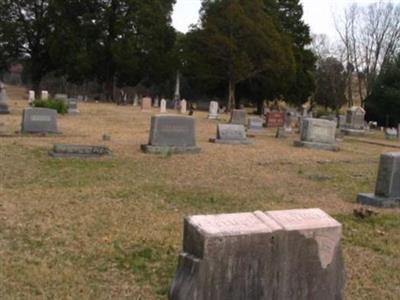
(28, 90), (35, 104)
(338, 115), (346, 128)
(160, 99), (167, 113)
(41, 90), (49, 100)
(358, 152), (400, 207)
(230, 109), (247, 125)
(0, 82), (10, 114)
(341, 106), (366, 136)
(54, 94), (68, 106)
(21, 108), (58, 134)
(141, 115), (200, 154)
(154, 97), (159, 108)
(208, 101), (219, 119)
(247, 117), (264, 133)
(180, 99), (187, 114)
(141, 97), (152, 111)
(133, 94), (139, 107)
(49, 144), (111, 158)
(385, 128), (397, 140)
(294, 118), (339, 151)
(210, 124), (252, 144)
(77, 95), (84, 102)
(169, 208), (345, 300)
(67, 98), (79, 114)
(265, 111), (285, 128)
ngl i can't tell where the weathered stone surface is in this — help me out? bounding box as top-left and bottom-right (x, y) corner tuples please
(67, 98), (79, 114)
(265, 111), (285, 128)
(41, 90), (49, 100)
(141, 115), (200, 154)
(295, 118), (339, 151)
(0, 82), (10, 114)
(275, 126), (291, 139)
(208, 101), (219, 119)
(160, 99), (167, 113)
(55, 93), (68, 104)
(210, 124), (252, 145)
(28, 90), (35, 103)
(141, 97), (152, 111)
(21, 108), (58, 134)
(385, 128), (397, 140)
(358, 152), (400, 207)
(230, 110), (247, 125)
(342, 106), (366, 136)
(248, 117), (264, 131)
(180, 99), (187, 114)
(49, 144), (112, 157)
(169, 208), (345, 300)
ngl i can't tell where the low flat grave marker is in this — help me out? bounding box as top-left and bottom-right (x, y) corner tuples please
(294, 118), (339, 151)
(169, 208), (345, 300)
(230, 109), (247, 125)
(358, 152), (400, 207)
(210, 124), (252, 144)
(21, 108), (59, 134)
(49, 144), (111, 158)
(141, 115), (200, 154)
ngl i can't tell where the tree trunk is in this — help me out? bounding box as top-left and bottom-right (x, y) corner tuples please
(227, 79), (235, 112)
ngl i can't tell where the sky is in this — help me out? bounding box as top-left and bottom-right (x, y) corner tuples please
(172, 0), (399, 39)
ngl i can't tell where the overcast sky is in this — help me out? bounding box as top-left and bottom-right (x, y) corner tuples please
(172, 0), (399, 39)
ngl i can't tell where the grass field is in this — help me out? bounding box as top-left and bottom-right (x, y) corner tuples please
(1, 86), (399, 299)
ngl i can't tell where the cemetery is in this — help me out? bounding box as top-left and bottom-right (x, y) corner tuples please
(0, 0), (399, 299)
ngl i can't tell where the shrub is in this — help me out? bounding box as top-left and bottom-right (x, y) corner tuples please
(32, 99), (68, 114)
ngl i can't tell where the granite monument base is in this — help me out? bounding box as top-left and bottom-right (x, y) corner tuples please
(209, 138), (253, 145)
(49, 144), (112, 158)
(294, 140), (339, 151)
(357, 193), (400, 208)
(341, 128), (366, 136)
(141, 144), (201, 154)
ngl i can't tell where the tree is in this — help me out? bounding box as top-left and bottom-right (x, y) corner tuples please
(192, 0), (293, 111)
(314, 57), (347, 112)
(365, 54), (400, 127)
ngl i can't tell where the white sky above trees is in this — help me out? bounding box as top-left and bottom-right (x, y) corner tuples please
(172, 0), (399, 39)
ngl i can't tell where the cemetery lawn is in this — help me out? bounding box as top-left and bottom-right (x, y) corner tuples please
(1, 90), (399, 299)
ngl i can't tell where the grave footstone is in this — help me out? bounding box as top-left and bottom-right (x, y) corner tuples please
(49, 144), (111, 158)
(67, 98), (79, 114)
(141, 97), (152, 111)
(247, 117), (264, 133)
(210, 124), (252, 144)
(230, 109), (247, 125)
(180, 99), (187, 114)
(41, 90), (49, 100)
(160, 99), (167, 113)
(357, 152), (400, 207)
(21, 108), (58, 134)
(342, 106), (366, 136)
(294, 118), (339, 151)
(265, 111), (285, 128)
(0, 82), (10, 114)
(28, 90), (35, 104)
(169, 208), (345, 300)
(208, 101), (219, 119)
(141, 115), (200, 154)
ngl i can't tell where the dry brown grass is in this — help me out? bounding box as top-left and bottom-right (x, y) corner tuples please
(1, 85), (399, 299)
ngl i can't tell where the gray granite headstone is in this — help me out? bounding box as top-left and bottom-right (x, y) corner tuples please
(247, 117), (264, 132)
(55, 93), (68, 105)
(210, 124), (252, 144)
(0, 82), (10, 114)
(67, 98), (79, 114)
(208, 101), (219, 119)
(141, 115), (200, 154)
(342, 106), (366, 136)
(169, 208), (345, 300)
(385, 128), (397, 140)
(358, 152), (400, 207)
(21, 108), (58, 134)
(230, 109), (247, 125)
(49, 144), (111, 157)
(294, 118), (338, 151)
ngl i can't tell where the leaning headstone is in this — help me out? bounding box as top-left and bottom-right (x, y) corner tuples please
(342, 106), (366, 136)
(0, 82), (10, 114)
(67, 98), (79, 114)
(141, 97), (152, 111)
(230, 109), (247, 125)
(210, 124), (252, 144)
(160, 99), (167, 113)
(385, 128), (397, 140)
(141, 115), (200, 154)
(180, 99), (187, 114)
(208, 101), (219, 119)
(294, 118), (339, 151)
(265, 111), (285, 128)
(28, 90), (35, 104)
(49, 144), (111, 158)
(247, 117), (264, 133)
(21, 108), (58, 134)
(41, 90), (49, 100)
(357, 152), (400, 208)
(169, 208), (345, 300)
